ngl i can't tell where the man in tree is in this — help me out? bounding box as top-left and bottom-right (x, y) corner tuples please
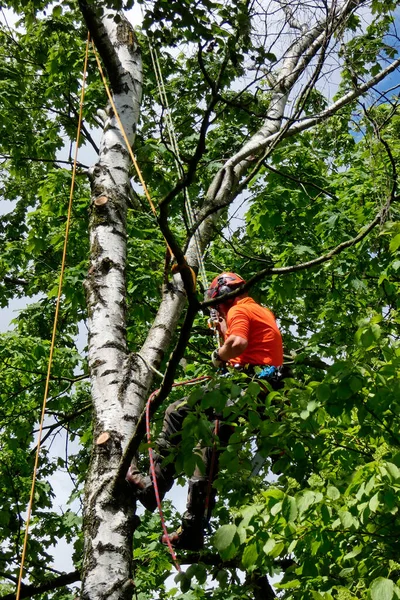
(126, 272), (284, 550)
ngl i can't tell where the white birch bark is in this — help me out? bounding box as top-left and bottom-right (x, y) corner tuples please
(204, 0), (366, 213)
(80, 8), (144, 600)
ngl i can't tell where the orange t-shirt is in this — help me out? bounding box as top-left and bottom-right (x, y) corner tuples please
(225, 297), (283, 366)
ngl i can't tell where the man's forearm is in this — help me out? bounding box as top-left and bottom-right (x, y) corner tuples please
(218, 335), (248, 361)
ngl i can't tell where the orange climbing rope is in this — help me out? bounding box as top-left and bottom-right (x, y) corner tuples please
(15, 34), (90, 600)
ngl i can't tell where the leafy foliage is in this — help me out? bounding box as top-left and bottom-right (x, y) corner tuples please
(0, 0), (400, 599)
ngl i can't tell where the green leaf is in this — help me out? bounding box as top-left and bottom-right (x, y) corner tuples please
(296, 490), (316, 515)
(242, 543), (258, 570)
(386, 462), (400, 481)
(263, 538), (276, 555)
(369, 492), (379, 513)
(361, 328), (378, 348)
(282, 495), (297, 522)
(344, 546), (363, 561)
(349, 376), (363, 393)
(339, 510), (355, 528)
(213, 524), (237, 552)
(316, 383), (331, 401)
(327, 485), (340, 500)
(370, 577), (394, 600)
(175, 572), (191, 594)
(269, 541), (285, 558)
(389, 234), (400, 253)
(293, 245), (316, 256)
(271, 501), (282, 516)
(275, 579), (301, 589)
(293, 442), (306, 460)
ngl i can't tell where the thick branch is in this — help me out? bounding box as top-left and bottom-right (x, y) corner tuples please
(191, 1), (372, 235)
(189, 54), (400, 244)
(114, 301), (201, 494)
(226, 56), (400, 170)
(0, 571), (80, 600)
(78, 2), (126, 93)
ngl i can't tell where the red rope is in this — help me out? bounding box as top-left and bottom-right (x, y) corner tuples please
(145, 375), (211, 571)
(204, 419), (219, 522)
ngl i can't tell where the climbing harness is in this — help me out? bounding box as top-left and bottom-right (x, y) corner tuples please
(15, 33), (90, 600)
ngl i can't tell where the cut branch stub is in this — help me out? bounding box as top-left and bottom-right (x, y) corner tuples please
(94, 195), (108, 206)
(96, 432), (110, 445)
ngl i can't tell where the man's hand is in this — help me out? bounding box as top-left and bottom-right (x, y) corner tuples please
(209, 315), (227, 336)
(216, 316), (227, 337)
(211, 349), (225, 368)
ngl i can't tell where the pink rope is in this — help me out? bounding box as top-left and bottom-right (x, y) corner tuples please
(145, 375), (211, 570)
(204, 419), (219, 521)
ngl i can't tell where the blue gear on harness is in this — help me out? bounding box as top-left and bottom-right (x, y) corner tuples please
(257, 365), (277, 379)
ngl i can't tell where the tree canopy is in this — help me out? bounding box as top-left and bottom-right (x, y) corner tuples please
(1, 0), (400, 599)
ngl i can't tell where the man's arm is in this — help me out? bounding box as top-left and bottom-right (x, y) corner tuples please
(211, 307), (250, 366)
(217, 335), (248, 361)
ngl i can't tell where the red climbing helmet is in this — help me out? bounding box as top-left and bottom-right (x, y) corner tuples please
(206, 272), (246, 301)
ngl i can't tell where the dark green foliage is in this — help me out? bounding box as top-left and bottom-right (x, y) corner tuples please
(0, 0), (400, 599)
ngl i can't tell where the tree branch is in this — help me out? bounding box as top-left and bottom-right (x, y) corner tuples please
(0, 156), (89, 170)
(225, 56), (400, 170)
(202, 189), (396, 309)
(0, 571), (80, 600)
(113, 301), (201, 495)
(263, 161), (338, 201)
(158, 47), (229, 212)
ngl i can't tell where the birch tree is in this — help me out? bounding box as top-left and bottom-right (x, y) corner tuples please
(1, 0), (400, 599)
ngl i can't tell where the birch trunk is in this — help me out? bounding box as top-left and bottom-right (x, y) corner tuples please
(79, 8), (143, 600)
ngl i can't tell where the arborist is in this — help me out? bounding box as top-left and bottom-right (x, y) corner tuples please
(127, 272), (285, 550)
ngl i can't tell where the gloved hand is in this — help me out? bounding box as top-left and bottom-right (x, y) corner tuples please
(211, 349), (224, 368)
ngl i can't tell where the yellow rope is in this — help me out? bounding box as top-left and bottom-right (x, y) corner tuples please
(91, 41), (198, 289)
(91, 42), (159, 218)
(15, 33), (90, 600)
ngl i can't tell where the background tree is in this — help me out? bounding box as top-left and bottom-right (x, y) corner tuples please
(1, 0), (400, 599)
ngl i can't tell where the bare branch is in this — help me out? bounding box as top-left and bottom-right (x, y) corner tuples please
(281, 0), (309, 33)
(202, 188), (396, 309)
(360, 103), (398, 223)
(0, 571), (80, 600)
(226, 56), (400, 170)
(0, 155), (89, 170)
(263, 161), (339, 201)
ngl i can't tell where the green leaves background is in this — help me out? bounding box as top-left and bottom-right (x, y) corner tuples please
(0, 0), (400, 598)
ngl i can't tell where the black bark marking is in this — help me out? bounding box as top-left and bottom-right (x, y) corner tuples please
(100, 369), (119, 377)
(148, 346), (164, 356)
(91, 358), (107, 369)
(101, 341), (127, 352)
